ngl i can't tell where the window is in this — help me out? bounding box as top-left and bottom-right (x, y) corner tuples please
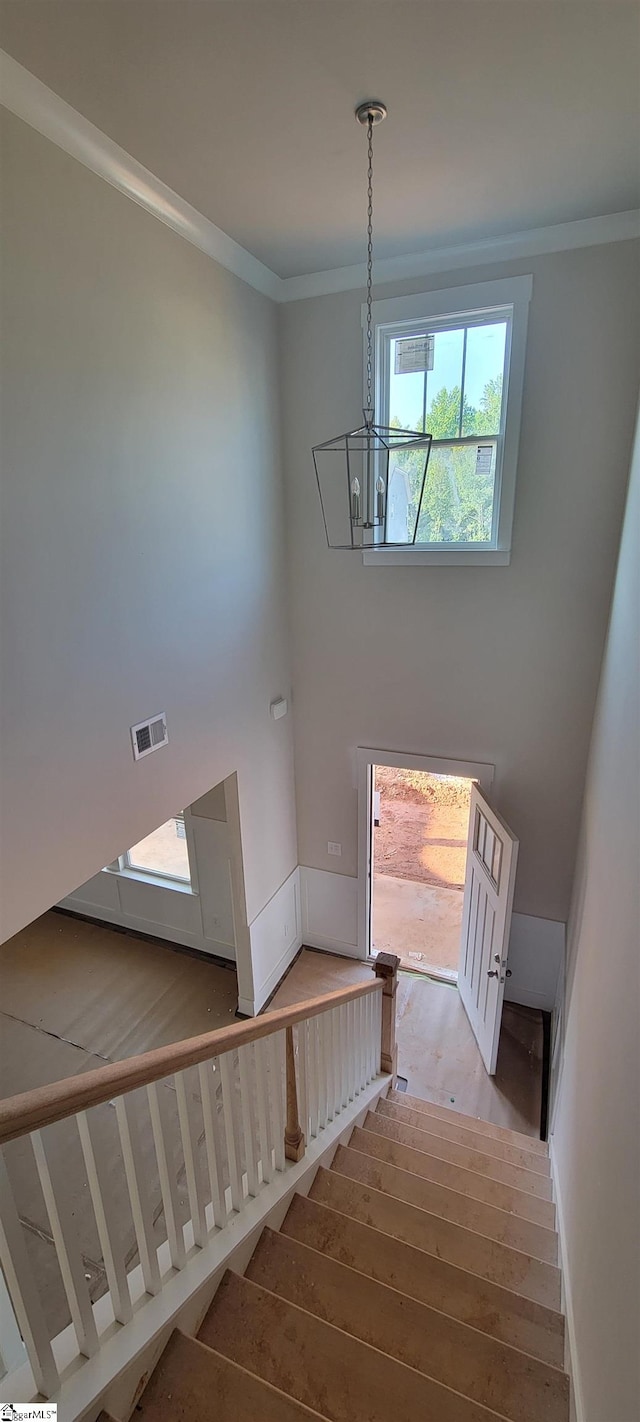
(365, 275), (532, 564)
(107, 813), (193, 887)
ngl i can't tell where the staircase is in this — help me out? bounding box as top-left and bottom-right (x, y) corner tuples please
(117, 1090), (570, 1422)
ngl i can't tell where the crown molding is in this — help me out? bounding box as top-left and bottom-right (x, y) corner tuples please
(278, 209), (640, 301)
(2, 48), (638, 307)
(0, 50), (281, 301)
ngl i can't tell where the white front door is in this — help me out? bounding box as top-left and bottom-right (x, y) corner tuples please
(458, 785), (519, 1074)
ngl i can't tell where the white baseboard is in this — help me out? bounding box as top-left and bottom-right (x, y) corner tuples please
(57, 895), (236, 963)
(504, 913), (564, 1013)
(549, 1137), (585, 1422)
(302, 934), (365, 960)
(239, 932), (302, 1017)
(300, 866), (359, 958)
(300, 866), (564, 1008)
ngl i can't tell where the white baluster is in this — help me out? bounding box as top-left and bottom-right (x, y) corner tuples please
(238, 1044), (259, 1198)
(354, 999), (362, 1095)
(77, 1109), (132, 1323)
(296, 1020), (309, 1146)
(175, 1069), (207, 1246)
(324, 1010), (335, 1123)
(146, 1082), (186, 1270)
(330, 1007), (341, 1117)
(115, 1094), (161, 1296)
(0, 1257), (26, 1375)
(0, 1149), (58, 1398)
(360, 995), (368, 1086)
(198, 1060), (227, 1228)
(268, 1031), (285, 1171)
(220, 1053), (243, 1211)
(317, 1013), (328, 1130)
(347, 1000), (357, 1102)
(307, 1019), (319, 1140)
(338, 1002), (348, 1109)
(254, 1037), (274, 1184)
(32, 1128), (99, 1357)
(359, 995), (368, 1089)
(375, 988), (383, 1073)
(366, 991), (374, 1083)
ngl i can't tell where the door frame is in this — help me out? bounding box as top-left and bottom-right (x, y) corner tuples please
(356, 747), (495, 959)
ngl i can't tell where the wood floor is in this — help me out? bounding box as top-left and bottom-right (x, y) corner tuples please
(270, 949), (543, 1138)
(0, 915), (543, 1132)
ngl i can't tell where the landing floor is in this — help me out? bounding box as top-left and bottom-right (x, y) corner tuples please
(272, 949), (543, 1139)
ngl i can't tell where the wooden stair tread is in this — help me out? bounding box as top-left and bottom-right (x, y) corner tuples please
(310, 1167), (562, 1309)
(282, 1194), (565, 1368)
(376, 1100), (551, 1176)
(247, 1227), (569, 1422)
(388, 1090), (549, 1156)
(355, 1120), (555, 1227)
(134, 1328), (329, 1420)
(369, 1108), (553, 1199)
(331, 1144), (558, 1264)
(200, 1269), (512, 1421)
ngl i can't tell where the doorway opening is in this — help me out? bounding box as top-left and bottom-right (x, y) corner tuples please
(370, 765), (473, 980)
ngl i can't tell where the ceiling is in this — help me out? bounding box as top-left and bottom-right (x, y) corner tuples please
(1, 1), (638, 279)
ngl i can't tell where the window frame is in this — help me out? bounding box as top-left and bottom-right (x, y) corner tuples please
(104, 809), (199, 894)
(362, 275), (532, 565)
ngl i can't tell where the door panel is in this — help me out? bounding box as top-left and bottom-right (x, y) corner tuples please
(458, 785), (519, 1074)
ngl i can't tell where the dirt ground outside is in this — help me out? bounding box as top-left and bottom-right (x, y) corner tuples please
(372, 767), (473, 973)
(374, 766), (472, 889)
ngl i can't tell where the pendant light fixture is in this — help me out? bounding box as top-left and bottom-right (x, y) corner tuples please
(312, 101), (432, 549)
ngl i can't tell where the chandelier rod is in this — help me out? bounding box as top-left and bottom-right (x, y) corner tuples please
(365, 111), (374, 422)
(355, 100), (387, 426)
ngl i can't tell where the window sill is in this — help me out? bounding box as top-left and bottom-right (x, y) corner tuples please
(102, 866), (197, 895)
(362, 548), (511, 566)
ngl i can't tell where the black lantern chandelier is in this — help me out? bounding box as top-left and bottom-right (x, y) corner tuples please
(313, 101), (432, 549)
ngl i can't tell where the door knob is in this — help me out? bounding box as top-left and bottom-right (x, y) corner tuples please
(487, 969), (499, 978)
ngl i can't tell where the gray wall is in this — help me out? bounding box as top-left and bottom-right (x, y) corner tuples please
(0, 108), (297, 942)
(280, 242), (640, 922)
(551, 405), (639, 1420)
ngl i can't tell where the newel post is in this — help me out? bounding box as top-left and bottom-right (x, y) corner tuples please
(284, 1025), (305, 1162)
(374, 953), (400, 1083)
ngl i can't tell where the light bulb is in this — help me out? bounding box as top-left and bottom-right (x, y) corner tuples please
(351, 476), (361, 523)
(376, 475), (385, 524)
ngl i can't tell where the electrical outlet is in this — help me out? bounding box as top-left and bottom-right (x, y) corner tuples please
(327, 841), (342, 856)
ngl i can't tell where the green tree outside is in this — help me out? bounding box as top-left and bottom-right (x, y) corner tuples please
(390, 374), (502, 542)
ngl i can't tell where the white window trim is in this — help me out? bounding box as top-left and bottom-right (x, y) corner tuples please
(361, 275), (532, 565)
(103, 808), (200, 894)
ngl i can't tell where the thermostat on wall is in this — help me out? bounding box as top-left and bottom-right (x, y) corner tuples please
(270, 697), (288, 720)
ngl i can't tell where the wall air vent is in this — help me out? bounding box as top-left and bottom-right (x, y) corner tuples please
(130, 713), (168, 761)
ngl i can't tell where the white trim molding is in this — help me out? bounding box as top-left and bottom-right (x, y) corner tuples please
(549, 1137), (586, 1422)
(364, 275), (532, 565)
(0, 49), (280, 301)
(243, 866), (303, 1016)
(281, 210), (640, 302)
(2, 48), (638, 305)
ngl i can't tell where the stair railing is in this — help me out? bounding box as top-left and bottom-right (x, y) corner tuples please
(0, 955), (398, 1399)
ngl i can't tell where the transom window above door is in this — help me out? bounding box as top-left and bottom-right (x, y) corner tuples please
(366, 275), (532, 565)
